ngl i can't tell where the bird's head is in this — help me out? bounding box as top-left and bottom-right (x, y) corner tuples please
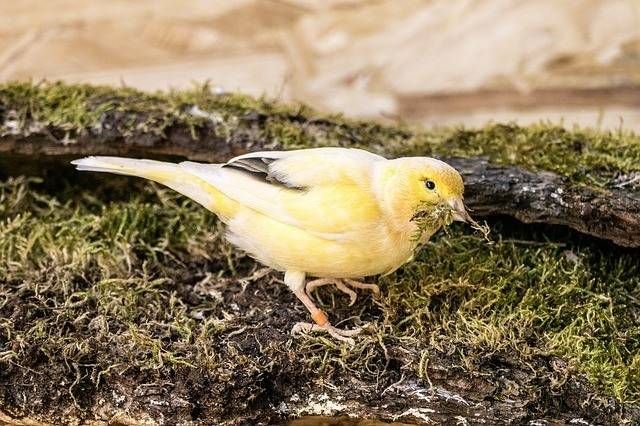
(374, 157), (470, 236)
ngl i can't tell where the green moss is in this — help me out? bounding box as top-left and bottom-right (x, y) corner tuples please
(382, 230), (640, 402)
(0, 81), (310, 142)
(0, 81), (109, 130)
(1, 177), (638, 407)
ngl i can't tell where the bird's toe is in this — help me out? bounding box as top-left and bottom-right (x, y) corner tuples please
(291, 321), (361, 345)
(343, 279), (380, 296)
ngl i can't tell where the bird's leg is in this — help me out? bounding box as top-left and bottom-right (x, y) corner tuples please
(285, 271), (361, 344)
(305, 277), (380, 306)
(305, 278), (357, 306)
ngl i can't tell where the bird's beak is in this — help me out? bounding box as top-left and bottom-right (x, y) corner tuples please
(449, 198), (471, 223)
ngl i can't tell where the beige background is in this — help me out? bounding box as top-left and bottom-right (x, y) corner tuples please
(1, 0), (640, 130)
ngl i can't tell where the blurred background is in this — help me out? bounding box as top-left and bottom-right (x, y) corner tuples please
(1, 0), (640, 130)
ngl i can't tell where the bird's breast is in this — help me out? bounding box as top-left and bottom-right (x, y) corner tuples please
(225, 211), (422, 278)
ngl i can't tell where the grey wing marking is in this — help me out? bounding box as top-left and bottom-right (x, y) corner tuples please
(222, 156), (305, 190)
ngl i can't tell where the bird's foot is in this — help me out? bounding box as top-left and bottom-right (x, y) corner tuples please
(290, 286), (362, 345)
(291, 321), (362, 345)
(305, 278), (380, 306)
(305, 278), (357, 305)
(343, 279), (380, 297)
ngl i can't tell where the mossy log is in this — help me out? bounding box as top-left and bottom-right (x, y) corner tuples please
(1, 82), (639, 247)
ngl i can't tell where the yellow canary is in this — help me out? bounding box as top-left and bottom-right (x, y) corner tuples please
(72, 148), (470, 343)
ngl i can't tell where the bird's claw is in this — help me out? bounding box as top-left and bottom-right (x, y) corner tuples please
(305, 278), (379, 306)
(292, 321), (362, 345)
(343, 279), (380, 296)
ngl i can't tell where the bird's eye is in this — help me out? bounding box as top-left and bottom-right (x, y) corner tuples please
(425, 180), (436, 190)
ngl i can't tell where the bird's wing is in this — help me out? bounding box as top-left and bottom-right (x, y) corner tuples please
(222, 147), (385, 188)
(179, 148), (386, 238)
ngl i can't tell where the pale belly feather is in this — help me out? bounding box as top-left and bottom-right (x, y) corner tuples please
(225, 209), (418, 278)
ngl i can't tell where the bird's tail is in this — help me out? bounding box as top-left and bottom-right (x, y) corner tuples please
(71, 156), (238, 218)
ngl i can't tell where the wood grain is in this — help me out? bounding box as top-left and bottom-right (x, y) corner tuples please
(1, 0), (640, 129)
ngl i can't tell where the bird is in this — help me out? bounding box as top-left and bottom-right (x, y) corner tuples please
(71, 147), (471, 344)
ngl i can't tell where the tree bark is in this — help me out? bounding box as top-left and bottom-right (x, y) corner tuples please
(448, 157), (640, 247)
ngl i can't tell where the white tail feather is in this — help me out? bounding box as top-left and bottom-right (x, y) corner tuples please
(71, 156), (179, 177)
(71, 156), (223, 213)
